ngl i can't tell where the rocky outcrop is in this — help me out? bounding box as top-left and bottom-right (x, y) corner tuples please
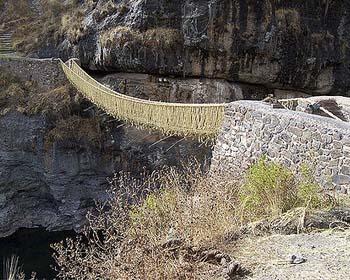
(57, 0), (350, 96)
(94, 72), (244, 103)
(0, 110), (209, 238)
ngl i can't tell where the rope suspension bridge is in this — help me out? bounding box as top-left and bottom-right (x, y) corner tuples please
(59, 59), (347, 140)
(60, 58), (227, 140)
(1, 29), (344, 142)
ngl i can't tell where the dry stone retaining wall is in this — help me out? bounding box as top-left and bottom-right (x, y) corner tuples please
(0, 57), (66, 90)
(211, 101), (350, 194)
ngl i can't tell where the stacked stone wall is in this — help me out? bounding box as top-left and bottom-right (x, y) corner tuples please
(211, 101), (350, 194)
(0, 57), (67, 90)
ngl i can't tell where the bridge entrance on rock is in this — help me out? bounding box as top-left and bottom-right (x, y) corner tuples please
(60, 59), (227, 140)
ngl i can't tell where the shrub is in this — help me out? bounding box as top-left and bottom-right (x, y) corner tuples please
(45, 115), (102, 147)
(101, 26), (142, 49)
(52, 159), (337, 279)
(0, 72), (19, 88)
(52, 165), (240, 279)
(297, 164), (334, 209)
(26, 85), (73, 120)
(100, 26), (183, 52)
(239, 157), (298, 219)
(4, 0), (86, 54)
(92, 0), (119, 22)
(144, 28), (183, 50)
(0, 83), (27, 110)
(239, 157), (335, 221)
(60, 9), (87, 43)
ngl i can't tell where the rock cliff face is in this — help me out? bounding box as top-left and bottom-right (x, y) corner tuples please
(0, 58), (210, 237)
(58, 0), (350, 96)
(0, 110), (209, 238)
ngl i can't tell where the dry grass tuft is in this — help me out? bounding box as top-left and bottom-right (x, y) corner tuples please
(101, 26), (142, 49)
(2, 255), (25, 280)
(27, 85), (72, 119)
(101, 26), (182, 51)
(144, 28), (183, 50)
(60, 9), (88, 44)
(45, 115), (101, 147)
(0, 81), (27, 111)
(0, 71), (19, 88)
(52, 164), (240, 279)
(275, 8), (301, 32)
(3, 0), (87, 54)
(0, 74), (76, 119)
(92, 0), (119, 22)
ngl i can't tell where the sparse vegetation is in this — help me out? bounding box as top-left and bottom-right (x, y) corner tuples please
(0, 72), (73, 118)
(275, 8), (301, 32)
(0, 70), (102, 152)
(101, 26), (183, 52)
(26, 85), (72, 120)
(239, 157), (335, 222)
(52, 158), (338, 279)
(2, 255), (25, 280)
(92, 0), (119, 22)
(45, 115), (102, 148)
(60, 9), (88, 44)
(239, 157), (298, 219)
(1, 0), (88, 54)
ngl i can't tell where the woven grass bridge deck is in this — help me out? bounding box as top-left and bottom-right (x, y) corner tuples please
(60, 58), (227, 140)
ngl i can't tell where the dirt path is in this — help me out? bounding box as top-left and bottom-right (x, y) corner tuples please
(235, 230), (350, 280)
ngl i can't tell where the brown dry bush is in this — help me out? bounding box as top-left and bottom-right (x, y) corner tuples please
(52, 160), (336, 279)
(4, 0), (87, 54)
(26, 85), (72, 119)
(0, 72), (18, 88)
(45, 115), (102, 147)
(0, 73), (76, 118)
(144, 28), (183, 50)
(1, 0), (32, 24)
(92, 0), (119, 22)
(101, 26), (183, 52)
(101, 26), (142, 49)
(60, 9), (88, 44)
(52, 165), (241, 280)
(0, 82), (27, 111)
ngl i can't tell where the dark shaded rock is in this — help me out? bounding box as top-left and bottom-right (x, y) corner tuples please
(56, 0), (350, 96)
(0, 108), (211, 238)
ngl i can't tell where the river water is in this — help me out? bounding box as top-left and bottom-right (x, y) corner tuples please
(0, 228), (77, 279)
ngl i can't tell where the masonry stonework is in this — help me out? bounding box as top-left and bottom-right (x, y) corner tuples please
(0, 57), (67, 90)
(211, 101), (350, 194)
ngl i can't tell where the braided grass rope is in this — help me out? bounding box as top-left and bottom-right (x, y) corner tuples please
(60, 59), (227, 140)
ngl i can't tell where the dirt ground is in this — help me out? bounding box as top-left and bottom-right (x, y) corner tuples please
(235, 230), (350, 280)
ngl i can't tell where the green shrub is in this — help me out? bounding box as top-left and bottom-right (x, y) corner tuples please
(239, 157), (298, 219)
(239, 157), (336, 221)
(297, 164), (333, 209)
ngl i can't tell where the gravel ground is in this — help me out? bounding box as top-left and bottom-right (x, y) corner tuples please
(235, 230), (350, 280)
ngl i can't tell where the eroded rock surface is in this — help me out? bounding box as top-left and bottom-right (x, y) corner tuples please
(57, 0), (350, 95)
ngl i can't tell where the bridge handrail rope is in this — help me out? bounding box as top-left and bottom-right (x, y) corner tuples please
(59, 58), (227, 139)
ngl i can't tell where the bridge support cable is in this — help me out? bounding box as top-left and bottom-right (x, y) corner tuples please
(60, 59), (226, 140)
